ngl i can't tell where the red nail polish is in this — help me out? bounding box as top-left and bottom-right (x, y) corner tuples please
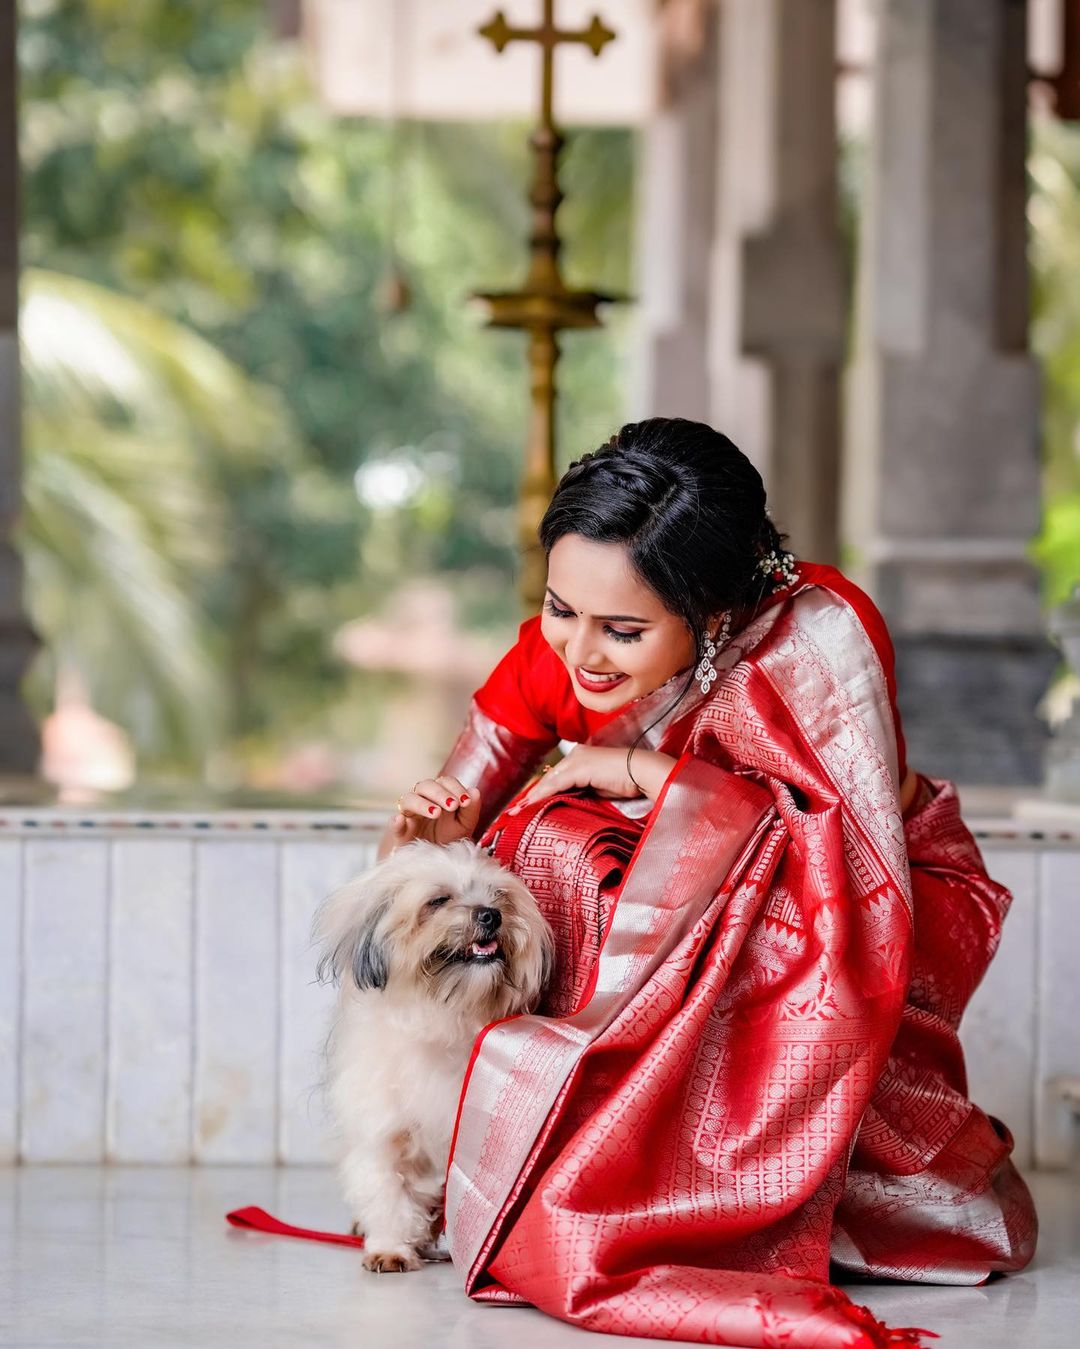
(428, 805), (437, 815)
(459, 794), (469, 803)
(445, 797), (454, 806)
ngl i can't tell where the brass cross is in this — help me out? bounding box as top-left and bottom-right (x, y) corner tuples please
(475, 0), (618, 609)
(479, 1), (616, 126)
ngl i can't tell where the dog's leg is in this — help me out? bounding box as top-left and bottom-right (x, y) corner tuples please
(412, 1164), (451, 1263)
(340, 1136), (431, 1273)
(416, 1212), (451, 1264)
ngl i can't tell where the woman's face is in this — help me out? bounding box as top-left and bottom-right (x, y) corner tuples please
(541, 534), (697, 711)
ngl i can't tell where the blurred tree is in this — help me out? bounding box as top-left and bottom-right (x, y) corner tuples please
(17, 0), (636, 783)
(1029, 118), (1080, 608)
(20, 265), (322, 765)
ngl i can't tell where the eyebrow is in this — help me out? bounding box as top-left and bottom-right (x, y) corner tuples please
(546, 587), (652, 624)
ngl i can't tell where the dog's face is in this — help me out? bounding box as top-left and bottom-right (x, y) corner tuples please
(315, 840), (552, 1023)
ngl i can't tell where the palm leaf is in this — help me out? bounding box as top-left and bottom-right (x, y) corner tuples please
(19, 268), (305, 765)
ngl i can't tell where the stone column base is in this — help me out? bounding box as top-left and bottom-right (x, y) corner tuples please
(894, 635), (1057, 785)
(0, 603), (39, 776)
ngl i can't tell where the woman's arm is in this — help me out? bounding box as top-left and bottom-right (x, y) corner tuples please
(899, 767), (919, 815)
(511, 746), (677, 812)
(378, 698), (558, 857)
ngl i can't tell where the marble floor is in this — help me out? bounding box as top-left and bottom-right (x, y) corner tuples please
(0, 1166), (1076, 1348)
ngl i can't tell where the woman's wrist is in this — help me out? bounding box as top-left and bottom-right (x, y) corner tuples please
(627, 749), (677, 801)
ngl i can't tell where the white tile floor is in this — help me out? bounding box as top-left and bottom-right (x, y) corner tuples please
(1, 1166), (1076, 1349)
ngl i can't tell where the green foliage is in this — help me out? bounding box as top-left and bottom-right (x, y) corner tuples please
(18, 0), (636, 778)
(20, 266), (319, 762)
(1030, 119), (1080, 607)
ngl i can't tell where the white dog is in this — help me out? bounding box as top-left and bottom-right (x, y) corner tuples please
(314, 838), (553, 1273)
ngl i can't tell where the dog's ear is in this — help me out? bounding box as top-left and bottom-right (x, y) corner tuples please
(313, 867), (398, 990)
(349, 900), (390, 991)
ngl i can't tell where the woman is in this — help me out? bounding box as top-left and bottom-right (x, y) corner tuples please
(381, 419), (1036, 1348)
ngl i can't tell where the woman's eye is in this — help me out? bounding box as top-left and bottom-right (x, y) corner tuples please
(543, 600), (642, 643)
(427, 895), (451, 908)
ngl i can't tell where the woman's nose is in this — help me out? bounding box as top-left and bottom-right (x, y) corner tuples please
(564, 623), (601, 669)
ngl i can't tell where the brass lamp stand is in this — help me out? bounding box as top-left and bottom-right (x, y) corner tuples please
(475, 2), (617, 611)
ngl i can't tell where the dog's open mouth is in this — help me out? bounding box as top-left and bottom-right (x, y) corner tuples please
(467, 939), (501, 963)
(428, 939), (504, 974)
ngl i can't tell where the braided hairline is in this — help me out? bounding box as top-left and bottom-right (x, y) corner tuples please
(558, 454), (788, 574)
(554, 467), (784, 596)
(560, 438), (677, 496)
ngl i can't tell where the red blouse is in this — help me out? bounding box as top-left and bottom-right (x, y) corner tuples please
(473, 613), (622, 745)
(471, 563), (909, 781)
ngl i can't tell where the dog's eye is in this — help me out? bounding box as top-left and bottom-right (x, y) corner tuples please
(426, 894), (451, 909)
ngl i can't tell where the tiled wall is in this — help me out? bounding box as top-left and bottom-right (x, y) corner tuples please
(967, 845), (1080, 1171)
(0, 816), (377, 1166)
(0, 812), (1076, 1167)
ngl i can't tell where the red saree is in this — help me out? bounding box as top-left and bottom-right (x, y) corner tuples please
(437, 567), (1037, 1347)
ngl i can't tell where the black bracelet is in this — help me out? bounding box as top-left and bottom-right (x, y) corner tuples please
(626, 743), (644, 794)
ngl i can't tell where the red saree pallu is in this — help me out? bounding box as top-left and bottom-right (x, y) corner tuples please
(439, 575), (1037, 1348)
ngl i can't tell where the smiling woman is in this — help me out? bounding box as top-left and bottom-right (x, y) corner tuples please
(540, 537), (698, 704)
(381, 417), (1035, 1349)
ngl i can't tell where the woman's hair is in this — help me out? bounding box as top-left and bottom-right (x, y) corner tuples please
(538, 417), (786, 656)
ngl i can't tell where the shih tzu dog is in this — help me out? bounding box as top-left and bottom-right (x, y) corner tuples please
(314, 838), (553, 1273)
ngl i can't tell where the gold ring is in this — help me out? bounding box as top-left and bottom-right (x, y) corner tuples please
(541, 765), (552, 774)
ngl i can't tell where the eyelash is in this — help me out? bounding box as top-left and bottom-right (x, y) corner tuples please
(543, 599), (643, 643)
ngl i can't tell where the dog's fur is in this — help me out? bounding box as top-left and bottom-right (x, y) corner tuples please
(314, 838), (553, 1273)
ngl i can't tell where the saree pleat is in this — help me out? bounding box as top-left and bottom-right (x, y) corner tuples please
(440, 583), (1036, 1348)
(485, 795), (641, 1017)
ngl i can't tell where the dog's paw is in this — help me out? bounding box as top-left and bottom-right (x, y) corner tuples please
(362, 1248), (422, 1274)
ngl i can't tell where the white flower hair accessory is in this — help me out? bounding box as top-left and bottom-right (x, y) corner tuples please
(757, 547), (798, 590)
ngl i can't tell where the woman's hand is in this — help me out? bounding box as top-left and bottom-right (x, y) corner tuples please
(510, 746), (678, 813)
(379, 774), (483, 858)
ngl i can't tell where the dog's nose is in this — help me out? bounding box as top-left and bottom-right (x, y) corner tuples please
(475, 906), (502, 933)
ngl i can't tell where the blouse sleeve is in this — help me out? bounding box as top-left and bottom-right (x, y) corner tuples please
(437, 618), (560, 835)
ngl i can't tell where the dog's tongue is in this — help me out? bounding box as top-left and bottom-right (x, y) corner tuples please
(471, 939), (499, 957)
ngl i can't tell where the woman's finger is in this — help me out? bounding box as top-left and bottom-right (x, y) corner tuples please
(389, 810), (420, 851)
(434, 774), (470, 810)
(452, 783), (482, 829)
(513, 764), (575, 811)
(411, 777), (463, 814)
(398, 788), (446, 821)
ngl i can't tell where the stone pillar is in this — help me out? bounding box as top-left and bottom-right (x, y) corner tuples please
(632, 2), (720, 424)
(845, 0), (1050, 784)
(709, 0), (846, 563)
(0, 2), (41, 778)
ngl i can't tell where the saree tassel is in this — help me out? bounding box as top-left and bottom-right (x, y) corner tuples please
(843, 1299), (939, 1348)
